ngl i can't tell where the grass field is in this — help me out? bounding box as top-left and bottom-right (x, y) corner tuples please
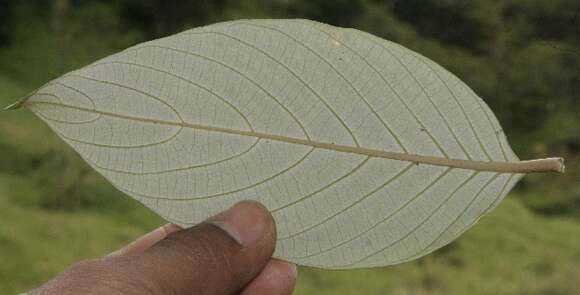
(2, 74), (580, 295)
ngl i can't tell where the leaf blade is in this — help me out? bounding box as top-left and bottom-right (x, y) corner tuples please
(21, 19), (563, 269)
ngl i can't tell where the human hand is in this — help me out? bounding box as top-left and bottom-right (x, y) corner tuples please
(31, 201), (297, 295)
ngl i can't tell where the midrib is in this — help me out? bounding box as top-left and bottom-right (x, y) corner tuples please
(28, 101), (564, 174)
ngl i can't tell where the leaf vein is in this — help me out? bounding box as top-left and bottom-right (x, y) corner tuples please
(175, 29), (359, 146)
(278, 162), (414, 240)
(114, 147), (316, 200)
(239, 21), (408, 153)
(286, 167), (452, 259)
(409, 52), (493, 161)
(391, 172), (503, 264)
(340, 171), (480, 268)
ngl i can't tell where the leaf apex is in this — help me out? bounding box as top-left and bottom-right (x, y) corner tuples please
(3, 95), (31, 111)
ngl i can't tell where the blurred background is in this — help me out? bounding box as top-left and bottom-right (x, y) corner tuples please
(0, 0), (578, 294)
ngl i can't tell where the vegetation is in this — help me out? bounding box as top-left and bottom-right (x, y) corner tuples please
(0, 1), (578, 294)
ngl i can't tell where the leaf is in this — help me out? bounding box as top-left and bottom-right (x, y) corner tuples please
(13, 19), (563, 269)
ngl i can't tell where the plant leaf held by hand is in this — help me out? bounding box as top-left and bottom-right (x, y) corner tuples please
(10, 19), (564, 269)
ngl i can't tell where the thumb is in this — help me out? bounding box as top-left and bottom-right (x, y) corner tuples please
(125, 200), (278, 295)
(33, 201), (277, 295)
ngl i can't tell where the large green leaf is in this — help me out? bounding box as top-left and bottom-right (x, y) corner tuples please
(11, 19), (563, 269)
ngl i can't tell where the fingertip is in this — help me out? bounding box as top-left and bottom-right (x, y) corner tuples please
(240, 260), (298, 295)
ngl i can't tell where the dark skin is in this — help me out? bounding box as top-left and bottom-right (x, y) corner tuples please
(31, 201), (297, 295)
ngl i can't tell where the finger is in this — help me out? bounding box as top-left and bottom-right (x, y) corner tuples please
(109, 224), (182, 256)
(113, 200), (277, 295)
(240, 259), (297, 295)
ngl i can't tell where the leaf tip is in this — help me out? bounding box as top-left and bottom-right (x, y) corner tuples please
(3, 94), (32, 111)
(3, 101), (22, 111)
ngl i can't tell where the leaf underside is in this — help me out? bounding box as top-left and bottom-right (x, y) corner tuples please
(23, 19), (527, 269)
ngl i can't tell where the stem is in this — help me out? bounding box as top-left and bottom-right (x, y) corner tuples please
(510, 158), (565, 173)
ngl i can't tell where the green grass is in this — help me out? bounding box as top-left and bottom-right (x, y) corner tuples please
(1, 74), (580, 295)
(0, 176), (162, 293)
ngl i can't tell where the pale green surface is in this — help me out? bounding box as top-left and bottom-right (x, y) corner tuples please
(23, 19), (528, 268)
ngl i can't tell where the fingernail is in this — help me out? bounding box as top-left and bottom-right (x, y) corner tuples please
(208, 201), (270, 247)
